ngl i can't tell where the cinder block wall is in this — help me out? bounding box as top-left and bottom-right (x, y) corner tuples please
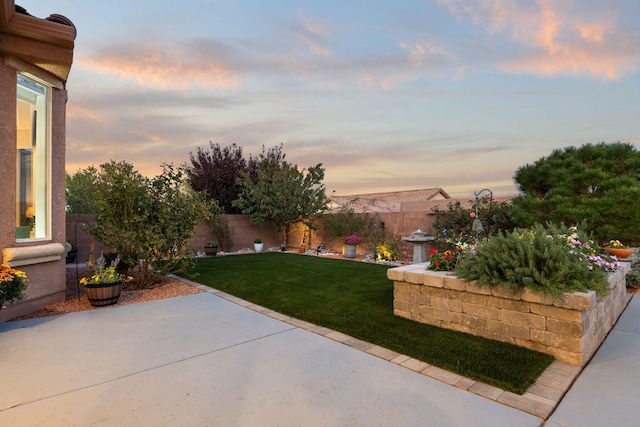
(389, 263), (631, 365)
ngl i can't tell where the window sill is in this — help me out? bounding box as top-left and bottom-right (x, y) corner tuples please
(3, 243), (66, 267)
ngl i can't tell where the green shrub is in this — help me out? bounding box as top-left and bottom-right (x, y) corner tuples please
(626, 254), (640, 288)
(455, 224), (617, 299)
(89, 161), (213, 287)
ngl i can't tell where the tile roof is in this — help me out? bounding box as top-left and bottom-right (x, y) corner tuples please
(329, 188), (450, 213)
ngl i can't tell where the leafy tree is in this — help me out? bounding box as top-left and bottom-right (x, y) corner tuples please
(184, 142), (257, 213)
(510, 142), (640, 245)
(89, 161), (213, 287)
(65, 166), (99, 213)
(233, 144), (328, 245)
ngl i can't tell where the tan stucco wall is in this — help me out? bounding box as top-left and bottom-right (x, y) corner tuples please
(0, 44), (71, 321)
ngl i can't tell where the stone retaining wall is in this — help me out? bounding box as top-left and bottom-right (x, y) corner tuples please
(388, 263), (631, 365)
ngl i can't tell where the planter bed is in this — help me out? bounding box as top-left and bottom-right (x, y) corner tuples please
(388, 262), (631, 366)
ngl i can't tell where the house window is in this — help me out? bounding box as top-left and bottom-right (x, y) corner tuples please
(16, 73), (50, 241)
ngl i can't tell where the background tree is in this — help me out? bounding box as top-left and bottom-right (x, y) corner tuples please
(510, 142), (640, 245)
(430, 198), (517, 249)
(322, 198), (385, 251)
(233, 144), (327, 246)
(184, 142), (257, 213)
(89, 161), (213, 287)
(65, 166), (99, 213)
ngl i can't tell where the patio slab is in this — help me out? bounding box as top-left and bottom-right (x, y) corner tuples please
(0, 292), (543, 426)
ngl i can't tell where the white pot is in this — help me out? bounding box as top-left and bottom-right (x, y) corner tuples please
(254, 243), (264, 252)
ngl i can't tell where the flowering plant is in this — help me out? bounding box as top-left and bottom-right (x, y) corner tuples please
(345, 235), (361, 245)
(427, 242), (471, 272)
(608, 239), (625, 248)
(0, 264), (28, 307)
(560, 227), (619, 272)
(80, 256), (127, 285)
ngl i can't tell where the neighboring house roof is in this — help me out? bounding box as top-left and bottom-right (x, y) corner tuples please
(329, 188), (451, 213)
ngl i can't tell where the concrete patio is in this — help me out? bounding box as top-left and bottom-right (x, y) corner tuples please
(1, 279), (638, 426)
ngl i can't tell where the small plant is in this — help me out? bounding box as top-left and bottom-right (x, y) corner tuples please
(376, 233), (402, 261)
(344, 235), (361, 245)
(0, 264), (28, 307)
(254, 238), (262, 244)
(80, 256), (127, 285)
(205, 241), (218, 247)
(608, 239), (625, 248)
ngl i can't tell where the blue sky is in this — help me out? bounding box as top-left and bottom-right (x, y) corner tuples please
(24, 0), (640, 197)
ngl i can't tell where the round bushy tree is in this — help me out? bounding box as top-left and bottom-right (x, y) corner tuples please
(510, 142), (640, 246)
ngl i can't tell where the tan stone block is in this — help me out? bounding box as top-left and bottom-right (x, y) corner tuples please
(394, 281), (419, 293)
(501, 310), (545, 330)
(393, 308), (410, 320)
(546, 318), (582, 337)
(404, 270), (425, 284)
(554, 291), (596, 311)
(393, 288), (410, 302)
(443, 275), (467, 291)
(491, 284), (522, 300)
(487, 319), (530, 341)
(387, 268), (406, 281)
(450, 311), (488, 330)
(425, 287), (453, 299)
(514, 338), (548, 353)
(430, 295), (463, 312)
(466, 282), (492, 295)
(462, 302), (500, 320)
(530, 329), (581, 353)
(491, 298), (530, 313)
(441, 321), (473, 335)
(522, 288), (554, 305)
(546, 346), (583, 366)
(393, 300), (410, 312)
(416, 306), (451, 325)
(422, 272), (445, 288)
(413, 292), (431, 306)
(530, 303), (581, 322)
(457, 291), (489, 305)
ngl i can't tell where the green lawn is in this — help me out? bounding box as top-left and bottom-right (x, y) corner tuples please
(182, 252), (553, 394)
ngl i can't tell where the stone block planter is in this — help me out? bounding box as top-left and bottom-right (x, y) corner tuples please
(388, 263), (631, 366)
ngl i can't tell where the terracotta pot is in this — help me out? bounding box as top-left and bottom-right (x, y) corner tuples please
(603, 248), (633, 259)
(298, 246), (306, 253)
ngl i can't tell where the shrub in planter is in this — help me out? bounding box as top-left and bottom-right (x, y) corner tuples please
(455, 223), (618, 299)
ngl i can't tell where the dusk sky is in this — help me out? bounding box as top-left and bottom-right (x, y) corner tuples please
(25, 0), (640, 197)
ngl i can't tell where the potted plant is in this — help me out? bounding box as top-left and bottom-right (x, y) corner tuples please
(602, 240), (634, 259)
(0, 264), (27, 309)
(344, 235), (361, 258)
(298, 244), (306, 254)
(204, 241), (219, 256)
(80, 256), (127, 307)
(254, 238), (264, 252)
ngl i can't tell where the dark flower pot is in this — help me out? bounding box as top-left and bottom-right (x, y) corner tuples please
(205, 246), (218, 256)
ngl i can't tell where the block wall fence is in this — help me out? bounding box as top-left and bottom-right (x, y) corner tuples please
(66, 211), (440, 263)
(388, 263), (632, 366)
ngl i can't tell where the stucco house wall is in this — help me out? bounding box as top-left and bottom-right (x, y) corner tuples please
(0, 1), (75, 321)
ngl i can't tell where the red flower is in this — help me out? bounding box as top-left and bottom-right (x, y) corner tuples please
(430, 248), (439, 254)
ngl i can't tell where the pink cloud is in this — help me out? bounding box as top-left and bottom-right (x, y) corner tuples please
(78, 44), (238, 90)
(438, 0), (639, 79)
